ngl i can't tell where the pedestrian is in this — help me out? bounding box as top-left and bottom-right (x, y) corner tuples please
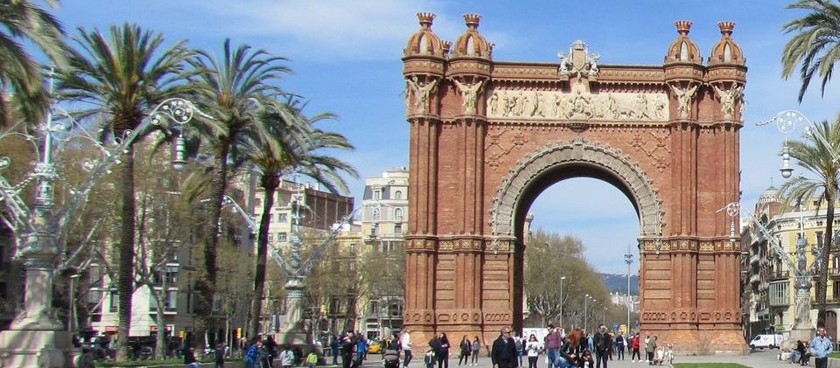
(265, 336), (278, 368)
(402, 329), (414, 368)
(526, 334), (541, 368)
(184, 347), (201, 368)
(459, 335), (472, 366)
(514, 333), (524, 367)
(471, 336), (481, 366)
(491, 327), (517, 368)
(592, 325), (608, 368)
(643, 335), (651, 364)
(332, 333), (341, 366)
(356, 334), (368, 365)
(341, 332), (357, 368)
(613, 334), (624, 361)
(432, 332), (450, 368)
(630, 333), (641, 362)
(545, 324), (562, 368)
(280, 345), (295, 368)
(214, 342), (226, 368)
(809, 327), (833, 368)
(425, 349), (436, 368)
(307, 350), (319, 368)
(246, 338), (263, 368)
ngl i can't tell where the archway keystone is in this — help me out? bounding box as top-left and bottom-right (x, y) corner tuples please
(402, 14), (747, 354)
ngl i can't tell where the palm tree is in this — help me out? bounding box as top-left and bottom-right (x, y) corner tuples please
(187, 39), (291, 345)
(245, 101), (357, 339)
(56, 24), (192, 361)
(778, 118), (840, 328)
(0, 0), (65, 126)
(782, 0), (840, 102)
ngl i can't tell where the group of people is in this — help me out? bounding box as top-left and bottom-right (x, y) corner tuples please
(788, 327), (834, 368)
(244, 336), (300, 368)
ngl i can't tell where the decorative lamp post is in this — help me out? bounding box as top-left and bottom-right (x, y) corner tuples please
(559, 276), (566, 329)
(583, 294), (589, 331)
(0, 93), (198, 367)
(625, 244), (633, 333)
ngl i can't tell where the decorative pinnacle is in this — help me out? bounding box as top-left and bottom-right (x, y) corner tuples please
(464, 13), (481, 30)
(718, 21), (735, 37)
(442, 40), (452, 56)
(417, 12), (436, 30)
(675, 20), (693, 36)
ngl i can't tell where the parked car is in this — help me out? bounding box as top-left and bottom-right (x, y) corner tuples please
(749, 334), (784, 349)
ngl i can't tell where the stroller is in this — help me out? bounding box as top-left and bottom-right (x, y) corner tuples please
(652, 346), (666, 365)
(383, 349), (400, 368)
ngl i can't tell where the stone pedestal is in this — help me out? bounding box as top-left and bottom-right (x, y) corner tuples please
(0, 330), (72, 368)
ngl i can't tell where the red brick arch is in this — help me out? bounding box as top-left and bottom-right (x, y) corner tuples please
(401, 14), (748, 354)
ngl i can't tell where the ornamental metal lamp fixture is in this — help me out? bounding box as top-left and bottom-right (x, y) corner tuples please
(0, 91), (199, 367)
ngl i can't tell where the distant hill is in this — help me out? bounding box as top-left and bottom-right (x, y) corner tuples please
(601, 273), (639, 295)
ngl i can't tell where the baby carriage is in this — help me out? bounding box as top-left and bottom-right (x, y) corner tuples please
(652, 347), (666, 365)
(383, 349), (400, 368)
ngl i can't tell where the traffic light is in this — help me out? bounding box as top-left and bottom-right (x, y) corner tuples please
(236, 328), (242, 339)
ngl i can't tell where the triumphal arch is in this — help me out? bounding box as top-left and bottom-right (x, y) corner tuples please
(402, 13), (746, 354)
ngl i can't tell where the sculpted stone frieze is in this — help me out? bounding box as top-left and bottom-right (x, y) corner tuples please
(486, 84), (668, 122)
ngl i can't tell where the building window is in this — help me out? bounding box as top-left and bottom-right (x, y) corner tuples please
(255, 198), (262, 207)
(268, 233), (273, 242)
(394, 191), (402, 200)
(370, 300), (380, 316)
(278, 213), (287, 223)
(394, 208), (403, 220)
(394, 224), (402, 235)
(374, 190), (381, 200)
(109, 289), (118, 313)
(277, 232), (287, 242)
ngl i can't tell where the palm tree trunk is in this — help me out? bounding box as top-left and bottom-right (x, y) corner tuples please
(248, 176), (278, 338)
(194, 143), (230, 347)
(818, 190), (836, 328)
(117, 146), (136, 361)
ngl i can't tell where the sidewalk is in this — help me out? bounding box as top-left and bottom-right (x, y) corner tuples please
(358, 349), (787, 368)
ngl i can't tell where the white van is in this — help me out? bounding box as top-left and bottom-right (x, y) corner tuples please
(749, 334), (784, 349)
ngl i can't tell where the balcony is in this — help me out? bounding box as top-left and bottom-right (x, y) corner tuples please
(769, 271), (790, 281)
(830, 268), (840, 278)
(750, 253), (761, 265)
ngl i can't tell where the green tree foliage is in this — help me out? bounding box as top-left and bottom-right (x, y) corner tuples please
(524, 229), (612, 329)
(782, 0), (840, 101)
(0, 0), (65, 126)
(56, 23), (192, 360)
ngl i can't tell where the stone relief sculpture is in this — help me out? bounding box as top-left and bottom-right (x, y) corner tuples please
(452, 79), (484, 114)
(484, 88), (668, 121)
(406, 76), (438, 114)
(668, 83), (698, 119)
(713, 84), (743, 120)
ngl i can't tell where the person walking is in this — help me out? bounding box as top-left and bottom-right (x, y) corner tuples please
(402, 329), (414, 368)
(545, 325), (562, 368)
(332, 333), (341, 366)
(458, 335), (472, 366)
(613, 333), (624, 361)
(526, 334), (541, 368)
(630, 333), (641, 362)
(214, 342), (227, 368)
(279, 345), (295, 368)
(491, 328), (517, 368)
(245, 338), (263, 368)
(593, 325), (609, 368)
(471, 337), (481, 366)
(341, 332), (357, 368)
(810, 327), (833, 368)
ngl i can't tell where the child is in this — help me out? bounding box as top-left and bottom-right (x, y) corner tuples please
(424, 349), (436, 368)
(664, 344), (674, 365)
(307, 350), (319, 368)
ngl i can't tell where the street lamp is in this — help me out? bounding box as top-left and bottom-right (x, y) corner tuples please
(0, 95), (198, 367)
(68, 273), (81, 333)
(625, 244), (633, 333)
(584, 294), (589, 331)
(759, 110), (839, 178)
(559, 276), (566, 329)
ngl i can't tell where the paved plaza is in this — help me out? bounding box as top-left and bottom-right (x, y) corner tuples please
(361, 349), (789, 368)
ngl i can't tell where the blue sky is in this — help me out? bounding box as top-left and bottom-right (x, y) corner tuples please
(55, 1), (840, 274)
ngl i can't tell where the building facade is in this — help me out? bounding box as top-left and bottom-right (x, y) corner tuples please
(359, 168), (409, 340)
(741, 185), (840, 340)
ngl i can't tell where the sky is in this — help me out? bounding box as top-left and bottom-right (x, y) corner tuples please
(54, 1), (840, 274)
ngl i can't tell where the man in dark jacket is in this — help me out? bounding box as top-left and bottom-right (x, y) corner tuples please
(491, 328), (517, 368)
(593, 324), (609, 368)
